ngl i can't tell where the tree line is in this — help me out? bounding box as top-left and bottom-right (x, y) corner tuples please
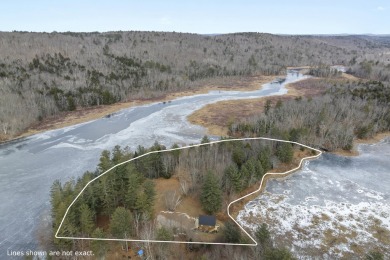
(229, 80), (390, 151)
(1, 32), (389, 139)
(48, 137), (300, 258)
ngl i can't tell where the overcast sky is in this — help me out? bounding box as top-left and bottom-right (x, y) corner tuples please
(1, 0), (389, 34)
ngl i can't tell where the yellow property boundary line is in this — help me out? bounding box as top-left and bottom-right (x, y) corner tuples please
(55, 137), (322, 246)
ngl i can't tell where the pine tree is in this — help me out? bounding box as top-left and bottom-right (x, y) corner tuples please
(201, 135), (210, 144)
(171, 143), (181, 159)
(111, 145), (123, 164)
(265, 247), (295, 260)
(98, 150), (112, 173)
(258, 147), (272, 171)
(255, 223), (270, 246)
(156, 226), (173, 241)
(200, 171), (222, 214)
(241, 157), (257, 187)
(110, 207), (133, 250)
(240, 165), (250, 188)
(126, 170), (143, 210)
(224, 164), (241, 193)
(254, 158), (265, 180)
(277, 142), (294, 163)
(100, 175), (117, 215)
(50, 179), (63, 220)
(223, 221), (241, 243)
(91, 228), (107, 259)
(134, 191), (148, 213)
(79, 204), (94, 236)
(143, 179), (156, 214)
(232, 146), (246, 167)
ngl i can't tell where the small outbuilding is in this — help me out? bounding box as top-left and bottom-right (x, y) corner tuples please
(195, 215), (219, 233)
(199, 215), (216, 227)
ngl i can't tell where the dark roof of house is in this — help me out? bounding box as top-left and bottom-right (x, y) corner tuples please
(199, 215), (216, 226)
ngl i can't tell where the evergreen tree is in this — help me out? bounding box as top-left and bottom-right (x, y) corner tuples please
(126, 169), (143, 210)
(241, 157), (257, 186)
(134, 190), (148, 213)
(265, 247), (295, 260)
(111, 145), (123, 164)
(54, 202), (73, 238)
(98, 150), (112, 173)
(224, 164), (241, 193)
(56, 219), (78, 249)
(201, 135), (210, 144)
(50, 179), (63, 220)
(259, 146), (272, 171)
(110, 207), (133, 250)
(240, 164), (251, 189)
(79, 204), (94, 236)
(100, 175), (117, 215)
(255, 223), (270, 246)
(232, 145), (246, 167)
(200, 171), (222, 214)
(91, 228), (107, 259)
(254, 158), (265, 179)
(156, 226), (173, 241)
(171, 143), (181, 159)
(277, 142), (294, 163)
(143, 179), (156, 214)
(112, 164), (129, 205)
(140, 146), (167, 179)
(223, 221), (241, 243)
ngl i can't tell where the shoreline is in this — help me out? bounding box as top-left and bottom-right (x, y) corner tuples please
(0, 75), (276, 145)
(229, 147), (322, 222)
(231, 132), (390, 218)
(229, 134), (389, 245)
(333, 131), (390, 157)
(187, 76), (388, 158)
(187, 77), (327, 137)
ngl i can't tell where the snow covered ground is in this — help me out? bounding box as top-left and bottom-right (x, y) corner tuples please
(238, 138), (390, 258)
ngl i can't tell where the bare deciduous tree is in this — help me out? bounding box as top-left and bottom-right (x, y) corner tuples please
(164, 190), (182, 212)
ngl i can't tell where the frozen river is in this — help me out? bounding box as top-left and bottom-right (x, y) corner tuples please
(0, 71), (307, 257)
(238, 138), (390, 258)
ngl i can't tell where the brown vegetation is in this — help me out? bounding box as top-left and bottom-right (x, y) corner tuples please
(1, 31), (390, 140)
(229, 148), (317, 219)
(0, 75), (275, 143)
(188, 77), (332, 136)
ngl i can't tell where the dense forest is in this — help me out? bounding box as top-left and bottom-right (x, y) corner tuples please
(229, 80), (390, 152)
(1, 31), (390, 138)
(49, 138), (304, 259)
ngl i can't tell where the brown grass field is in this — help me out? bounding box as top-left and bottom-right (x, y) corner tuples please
(187, 77), (331, 137)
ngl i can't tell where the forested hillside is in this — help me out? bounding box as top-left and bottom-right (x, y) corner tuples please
(1, 31), (390, 138)
(229, 80), (390, 151)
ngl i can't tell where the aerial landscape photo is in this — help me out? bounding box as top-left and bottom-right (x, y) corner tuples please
(0, 0), (389, 259)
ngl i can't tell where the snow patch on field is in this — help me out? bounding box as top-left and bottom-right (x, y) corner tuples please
(238, 139), (390, 258)
(238, 195), (390, 258)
